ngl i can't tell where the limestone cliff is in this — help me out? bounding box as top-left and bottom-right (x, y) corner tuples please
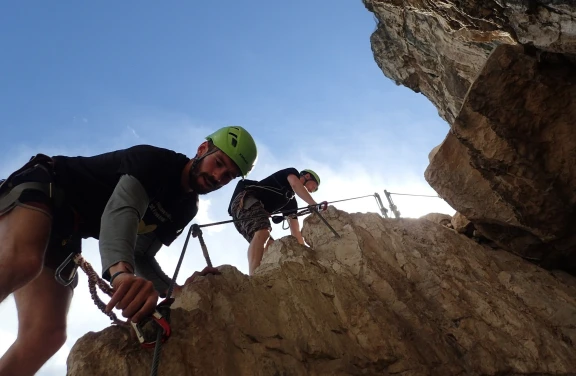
(426, 44), (576, 272)
(67, 208), (576, 375)
(363, 0), (576, 123)
(363, 1), (576, 273)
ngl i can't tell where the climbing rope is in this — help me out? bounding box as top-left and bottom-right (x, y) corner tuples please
(73, 254), (128, 326)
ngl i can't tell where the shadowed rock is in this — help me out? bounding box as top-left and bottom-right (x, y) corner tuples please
(425, 44), (576, 272)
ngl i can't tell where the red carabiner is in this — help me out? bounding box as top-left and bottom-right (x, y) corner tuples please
(131, 298), (174, 348)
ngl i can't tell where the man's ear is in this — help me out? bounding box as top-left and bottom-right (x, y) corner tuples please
(196, 141), (210, 157)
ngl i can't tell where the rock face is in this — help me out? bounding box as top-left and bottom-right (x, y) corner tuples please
(363, 0), (576, 123)
(425, 44), (576, 271)
(419, 212), (452, 226)
(67, 208), (576, 375)
(364, 1), (576, 273)
(451, 212), (473, 235)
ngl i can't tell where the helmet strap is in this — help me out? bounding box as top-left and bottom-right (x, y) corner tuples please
(187, 148), (219, 190)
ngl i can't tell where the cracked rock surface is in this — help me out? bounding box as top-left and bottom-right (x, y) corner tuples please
(67, 208), (576, 375)
(363, 0), (576, 123)
(363, 0), (576, 273)
(424, 44), (576, 272)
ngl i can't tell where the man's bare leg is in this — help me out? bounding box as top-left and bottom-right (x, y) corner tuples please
(264, 236), (275, 253)
(248, 229), (271, 275)
(0, 267), (72, 376)
(0, 206), (52, 302)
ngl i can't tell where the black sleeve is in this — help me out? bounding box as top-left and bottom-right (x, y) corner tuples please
(277, 167), (300, 185)
(155, 193), (199, 246)
(155, 223), (187, 247)
(117, 145), (183, 198)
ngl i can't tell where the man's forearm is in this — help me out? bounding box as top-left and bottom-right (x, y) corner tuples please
(287, 175), (316, 206)
(292, 183), (316, 206)
(99, 175), (150, 280)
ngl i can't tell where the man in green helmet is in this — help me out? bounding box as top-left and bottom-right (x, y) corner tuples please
(228, 168), (326, 275)
(0, 126), (257, 376)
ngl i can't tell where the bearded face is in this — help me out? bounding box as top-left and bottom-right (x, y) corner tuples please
(188, 147), (240, 194)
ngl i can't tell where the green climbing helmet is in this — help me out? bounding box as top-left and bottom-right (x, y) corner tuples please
(206, 126), (258, 178)
(300, 169), (320, 192)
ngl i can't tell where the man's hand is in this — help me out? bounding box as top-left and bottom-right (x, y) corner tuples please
(309, 201), (328, 212)
(183, 266), (221, 285)
(105, 273), (159, 324)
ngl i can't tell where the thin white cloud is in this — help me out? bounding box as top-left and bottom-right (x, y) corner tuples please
(127, 125), (140, 139)
(72, 117), (89, 124)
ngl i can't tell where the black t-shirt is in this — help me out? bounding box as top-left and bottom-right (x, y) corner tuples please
(228, 167), (300, 216)
(52, 145), (198, 246)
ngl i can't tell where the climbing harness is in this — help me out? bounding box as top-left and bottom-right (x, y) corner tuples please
(271, 207), (310, 229)
(270, 202), (340, 237)
(0, 154), (65, 217)
(240, 182), (296, 215)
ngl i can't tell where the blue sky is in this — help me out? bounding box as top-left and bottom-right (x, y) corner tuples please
(0, 1), (454, 374)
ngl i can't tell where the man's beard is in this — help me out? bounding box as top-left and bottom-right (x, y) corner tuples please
(188, 164), (222, 195)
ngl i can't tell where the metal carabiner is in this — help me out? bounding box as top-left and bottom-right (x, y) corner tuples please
(282, 217), (290, 230)
(131, 298), (174, 349)
(54, 251), (80, 286)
